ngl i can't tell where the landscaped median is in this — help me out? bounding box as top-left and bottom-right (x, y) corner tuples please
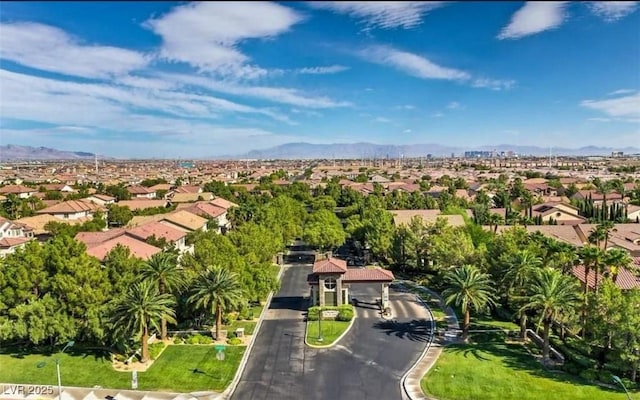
(304, 305), (355, 347)
(421, 341), (639, 400)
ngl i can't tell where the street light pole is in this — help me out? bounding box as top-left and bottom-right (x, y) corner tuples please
(317, 311), (323, 342)
(612, 375), (632, 400)
(37, 341), (74, 400)
(56, 359), (62, 400)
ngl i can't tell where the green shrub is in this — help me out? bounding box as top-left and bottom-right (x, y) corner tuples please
(238, 304), (250, 320)
(186, 335), (200, 345)
(197, 335), (213, 344)
(307, 306), (321, 321)
(148, 342), (165, 360)
(565, 337), (592, 357)
(597, 370), (614, 384)
(114, 353), (127, 363)
(579, 369), (598, 381)
(551, 338), (597, 370)
(337, 306), (354, 322)
(227, 338), (242, 346)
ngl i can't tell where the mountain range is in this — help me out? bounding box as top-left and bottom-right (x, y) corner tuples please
(238, 142), (640, 160)
(0, 145), (98, 160)
(1, 143), (638, 160)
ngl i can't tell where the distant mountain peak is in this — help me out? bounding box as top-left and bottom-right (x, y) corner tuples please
(0, 144), (110, 160)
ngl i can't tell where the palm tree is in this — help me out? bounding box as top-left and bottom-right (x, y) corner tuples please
(521, 268), (580, 365)
(487, 212), (504, 234)
(595, 180), (612, 216)
(442, 265), (496, 343)
(188, 266), (244, 341)
(140, 252), (184, 341)
(111, 280), (176, 362)
(603, 248), (633, 284)
(504, 250), (542, 339)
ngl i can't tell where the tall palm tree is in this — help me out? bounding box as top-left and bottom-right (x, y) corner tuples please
(140, 252), (184, 341)
(487, 212), (504, 234)
(188, 266), (244, 341)
(521, 268), (580, 365)
(578, 245), (604, 333)
(603, 248), (633, 284)
(442, 264), (496, 343)
(504, 250), (542, 339)
(111, 280), (176, 362)
(595, 180), (612, 216)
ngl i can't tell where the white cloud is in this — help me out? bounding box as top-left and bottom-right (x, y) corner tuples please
(447, 101), (461, 109)
(581, 92), (640, 120)
(296, 65), (350, 74)
(608, 88), (636, 96)
(403, 129), (413, 134)
(361, 45), (470, 81)
(472, 77), (516, 91)
(395, 104), (416, 110)
(587, 1), (638, 22)
(587, 117), (612, 122)
(498, 2), (568, 40)
(310, 1), (445, 30)
(163, 73), (351, 109)
(431, 112), (444, 117)
(0, 69), (295, 131)
(0, 22), (148, 79)
(374, 117), (391, 123)
(145, 2), (302, 78)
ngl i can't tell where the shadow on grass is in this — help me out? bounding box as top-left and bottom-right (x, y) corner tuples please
(445, 341), (626, 396)
(373, 319), (432, 343)
(0, 344), (111, 362)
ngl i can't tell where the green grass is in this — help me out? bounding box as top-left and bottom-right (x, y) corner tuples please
(421, 342), (639, 400)
(225, 320), (257, 335)
(0, 345), (244, 392)
(306, 320), (351, 346)
(470, 315), (519, 331)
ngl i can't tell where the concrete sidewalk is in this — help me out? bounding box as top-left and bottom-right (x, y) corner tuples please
(0, 384), (220, 400)
(399, 282), (460, 400)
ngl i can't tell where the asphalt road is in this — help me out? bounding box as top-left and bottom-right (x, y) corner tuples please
(230, 264), (430, 400)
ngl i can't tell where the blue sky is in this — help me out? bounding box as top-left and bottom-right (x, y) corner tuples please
(1, 1), (638, 158)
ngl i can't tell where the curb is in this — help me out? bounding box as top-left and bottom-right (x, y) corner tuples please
(304, 307), (357, 349)
(218, 264), (286, 400)
(399, 282), (436, 400)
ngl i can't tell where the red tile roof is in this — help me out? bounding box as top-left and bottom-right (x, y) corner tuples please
(0, 185), (36, 194)
(127, 221), (186, 242)
(312, 258), (347, 274)
(85, 235), (161, 261)
(572, 265), (640, 290)
(343, 268), (394, 282)
(37, 199), (103, 214)
(75, 229), (127, 248)
(0, 237), (32, 249)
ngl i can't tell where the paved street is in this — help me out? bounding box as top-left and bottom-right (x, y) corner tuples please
(230, 264), (431, 400)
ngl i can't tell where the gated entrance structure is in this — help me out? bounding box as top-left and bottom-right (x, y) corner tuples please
(307, 257), (395, 310)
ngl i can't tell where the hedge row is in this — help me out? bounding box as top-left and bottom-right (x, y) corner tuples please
(307, 305), (354, 322)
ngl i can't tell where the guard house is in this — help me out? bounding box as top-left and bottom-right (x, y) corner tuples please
(307, 257), (395, 310)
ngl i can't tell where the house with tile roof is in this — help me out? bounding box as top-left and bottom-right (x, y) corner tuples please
(126, 185), (157, 199)
(0, 185), (37, 199)
(0, 216), (34, 256)
(391, 209), (466, 228)
(75, 230), (162, 261)
(126, 221), (188, 253)
(36, 199), (105, 220)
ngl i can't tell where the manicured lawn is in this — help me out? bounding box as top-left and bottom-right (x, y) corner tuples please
(225, 320), (257, 335)
(138, 345), (244, 392)
(470, 315), (519, 331)
(0, 345), (244, 392)
(421, 342), (639, 400)
(306, 320), (351, 346)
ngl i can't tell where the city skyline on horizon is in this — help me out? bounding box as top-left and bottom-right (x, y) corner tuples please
(1, 1), (639, 158)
